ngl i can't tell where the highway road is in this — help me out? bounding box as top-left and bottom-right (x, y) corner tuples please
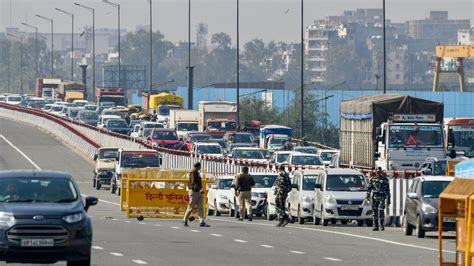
(0, 117), (456, 265)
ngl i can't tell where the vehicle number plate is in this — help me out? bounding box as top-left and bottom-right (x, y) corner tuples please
(340, 205), (359, 210)
(443, 217), (456, 223)
(21, 239), (54, 247)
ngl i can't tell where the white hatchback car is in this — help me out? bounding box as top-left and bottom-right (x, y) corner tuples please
(207, 176), (234, 216)
(286, 152), (325, 167)
(313, 168), (372, 226)
(191, 142), (224, 158)
(287, 170), (319, 224)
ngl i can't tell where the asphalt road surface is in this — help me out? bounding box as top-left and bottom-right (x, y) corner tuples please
(0, 118), (456, 266)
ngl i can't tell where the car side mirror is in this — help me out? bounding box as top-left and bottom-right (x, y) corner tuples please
(407, 192), (418, 200)
(93, 154), (98, 161)
(84, 196), (98, 211)
(315, 184), (322, 190)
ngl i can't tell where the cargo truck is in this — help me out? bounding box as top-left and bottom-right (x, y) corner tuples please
(56, 82), (87, 102)
(198, 101), (237, 138)
(259, 125), (293, 150)
(339, 94), (445, 171)
(141, 92), (184, 123)
(35, 78), (62, 100)
(168, 109), (199, 138)
(96, 87), (127, 107)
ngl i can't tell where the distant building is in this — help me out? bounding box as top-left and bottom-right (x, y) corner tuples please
(196, 23), (208, 50)
(458, 28), (474, 45)
(406, 11), (470, 44)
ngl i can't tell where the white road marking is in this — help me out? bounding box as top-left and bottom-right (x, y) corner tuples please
(0, 134), (41, 170)
(190, 229), (201, 233)
(92, 246), (104, 250)
(210, 233), (222, 237)
(171, 226), (181, 230)
(234, 239), (248, 243)
(111, 218), (119, 221)
(138, 222), (147, 225)
(132, 260), (148, 265)
(125, 221), (132, 223)
(110, 252), (124, 257)
(323, 257), (342, 262)
(260, 244), (274, 248)
(153, 224), (161, 227)
(210, 218), (455, 254)
(290, 250), (306, 255)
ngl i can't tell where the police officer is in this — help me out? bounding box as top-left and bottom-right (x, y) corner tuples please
(235, 167), (255, 221)
(274, 165), (292, 227)
(366, 167), (391, 231)
(183, 162), (210, 227)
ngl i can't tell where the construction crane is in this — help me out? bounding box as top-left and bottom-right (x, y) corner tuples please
(432, 45), (474, 92)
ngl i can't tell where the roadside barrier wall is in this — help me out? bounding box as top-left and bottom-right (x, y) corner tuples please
(0, 103), (413, 224)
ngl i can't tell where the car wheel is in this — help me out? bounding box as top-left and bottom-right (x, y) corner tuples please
(357, 220), (364, 227)
(321, 207), (329, 226)
(313, 208), (321, 225)
(214, 200), (221, 216)
(207, 202), (214, 216)
(403, 215), (413, 236)
(229, 201), (235, 217)
(67, 257), (91, 266)
(366, 219), (373, 227)
(92, 176), (96, 188)
(416, 216), (425, 238)
(341, 219), (348, 225)
(297, 206), (305, 224)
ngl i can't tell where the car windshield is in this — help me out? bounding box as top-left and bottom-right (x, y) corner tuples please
(152, 131), (178, 140)
(270, 137), (288, 145)
(79, 111), (98, 120)
(0, 177), (78, 203)
(177, 123), (199, 132)
(234, 150), (265, 159)
(99, 149), (118, 160)
(144, 123), (164, 129)
(69, 109), (80, 118)
(320, 152), (337, 161)
(325, 175), (367, 192)
(433, 161), (447, 176)
(421, 181), (450, 198)
(84, 105), (97, 111)
(233, 134), (253, 143)
(208, 121), (237, 131)
(252, 175), (277, 188)
(196, 145), (222, 154)
(7, 96), (22, 102)
(276, 153), (290, 163)
(121, 152), (160, 168)
(294, 147), (318, 154)
(389, 125), (443, 147)
(107, 120), (128, 128)
(190, 134), (211, 142)
(51, 105), (62, 112)
(291, 155), (323, 165)
(218, 179), (233, 190)
(158, 106), (181, 116)
(303, 175), (317, 191)
(44, 105), (52, 111)
(448, 125), (474, 153)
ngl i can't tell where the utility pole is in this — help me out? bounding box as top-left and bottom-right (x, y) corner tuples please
(74, 3), (96, 97)
(36, 14), (54, 78)
(382, 0), (387, 94)
(300, 0), (304, 138)
(236, 0), (240, 127)
(55, 8), (75, 81)
(21, 23), (38, 79)
(149, 0), (153, 93)
(187, 0), (195, 109)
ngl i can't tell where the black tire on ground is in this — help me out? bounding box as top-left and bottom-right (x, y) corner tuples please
(117, 187), (121, 196)
(229, 206), (235, 217)
(416, 216), (425, 238)
(214, 201), (221, 216)
(366, 219), (374, 227)
(403, 215), (413, 236)
(357, 220), (364, 226)
(330, 219), (336, 225)
(207, 203), (214, 216)
(297, 207), (305, 224)
(341, 220), (348, 225)
(313, 211), (320, 225)
(67, 257), (91, 266)
(92, 176), (96, 188)
(321, 208), (329, 226)
(256, 213), (263, 217)
(96, 181), (101, 190)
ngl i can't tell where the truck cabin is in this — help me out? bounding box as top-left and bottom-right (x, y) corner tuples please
(206, 120), (237, 138)
(445, 118), (474, 158)
(98, 97), (127, 107)
(176, 122), (199, 133)
(157, 105), (181, 116)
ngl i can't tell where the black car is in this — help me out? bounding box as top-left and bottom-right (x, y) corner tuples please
(0, 170), (98, 265)
(403, 176), (454, 238)
(105, 119), (130, 135)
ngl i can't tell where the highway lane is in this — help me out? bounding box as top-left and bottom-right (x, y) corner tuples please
(0, 117), (456, 265)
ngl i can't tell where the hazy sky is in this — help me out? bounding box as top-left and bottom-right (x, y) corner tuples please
(1, 0), (473, 43)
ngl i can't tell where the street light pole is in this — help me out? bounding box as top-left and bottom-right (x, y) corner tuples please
(149, 0), (153, 93)
(74, 3), (96, 96)
(103, 0), (121, 89)
(300, 0), (305, 138)
(187, 0), (195, 110)
(36, 14), (54, 78)
(382, 0), (387, 94)
(55, 8), (75, 81)
(21, 23), (38, 79)
(236, 0), (240, 127)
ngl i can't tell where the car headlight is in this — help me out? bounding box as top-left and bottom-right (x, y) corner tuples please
(218, 194), (228, 200)
(324, 195), (337, 205)
(422, 203), (437, 214)
(63, 212), (85, 223)
(0, 212), (15, 227)
(302, 194), (313, 203)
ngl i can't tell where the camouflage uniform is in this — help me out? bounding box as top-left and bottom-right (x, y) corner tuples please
(366, 173), (391, 230)
(274, 169), (292, 226)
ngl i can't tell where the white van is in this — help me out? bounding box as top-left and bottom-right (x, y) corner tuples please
(313, 168), (372, 226)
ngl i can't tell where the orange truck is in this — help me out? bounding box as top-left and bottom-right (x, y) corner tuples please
(198, 101), (237, 138)
(445, 118), (474, 158)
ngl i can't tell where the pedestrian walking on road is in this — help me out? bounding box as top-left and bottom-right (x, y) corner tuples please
(235, 167), (255, 221)
(366, 167), (391, 231)
(183, 162), (210, 227)
(274, 165), (292, 227)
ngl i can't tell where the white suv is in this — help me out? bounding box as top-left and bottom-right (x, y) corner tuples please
(313, 168), (372, 226)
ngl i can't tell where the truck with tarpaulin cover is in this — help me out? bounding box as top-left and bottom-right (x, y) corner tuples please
(259, 125), (293, 150)
(56, 82), (87, 102)
(198, 101), (238, 138)
(339, 94), (445, 171)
